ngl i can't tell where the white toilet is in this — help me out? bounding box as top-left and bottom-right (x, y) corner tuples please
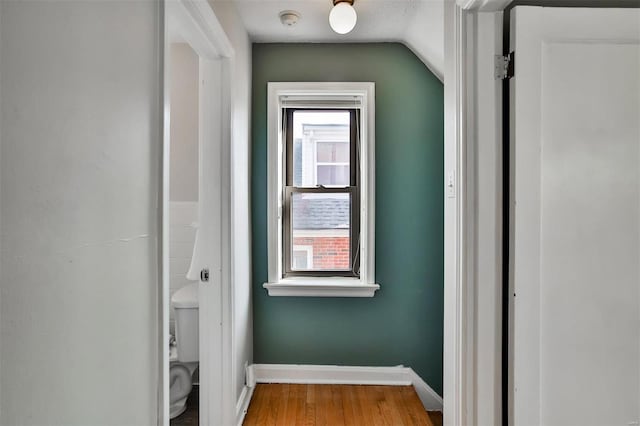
(170, 282), (199, 419)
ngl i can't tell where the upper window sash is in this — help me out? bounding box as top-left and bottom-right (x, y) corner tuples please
(284, 108), (359, 188)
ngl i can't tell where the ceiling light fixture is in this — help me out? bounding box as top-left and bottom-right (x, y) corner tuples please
(329, 0), (357, 35)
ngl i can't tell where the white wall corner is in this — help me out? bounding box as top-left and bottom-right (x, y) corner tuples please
(401, 40), (444, 83)
(401, 0), (445, 82)
(247, 364), (443, 412)
(235, 385), (254, 426)
(246, 363), (256, 387)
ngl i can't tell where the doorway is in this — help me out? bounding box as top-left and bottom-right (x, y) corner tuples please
(167, 39), (200, 425)
(161, 1), (234, 424)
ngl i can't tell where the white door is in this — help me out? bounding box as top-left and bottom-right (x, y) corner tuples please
(509, 7), (640, 426)
(197, 57), (224, 425)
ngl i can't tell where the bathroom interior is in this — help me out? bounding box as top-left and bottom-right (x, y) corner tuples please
(167, 40), (201, 424)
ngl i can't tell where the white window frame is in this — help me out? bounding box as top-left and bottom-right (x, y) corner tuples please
(263, 82), (379, 297)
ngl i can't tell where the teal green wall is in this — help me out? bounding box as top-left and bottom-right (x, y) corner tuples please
(251, 43), (444, 395)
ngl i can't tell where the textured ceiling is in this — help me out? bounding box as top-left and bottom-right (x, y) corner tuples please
(221, 0), (444, 80)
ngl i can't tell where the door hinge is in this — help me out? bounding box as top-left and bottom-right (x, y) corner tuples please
(495, 51), (515, 80)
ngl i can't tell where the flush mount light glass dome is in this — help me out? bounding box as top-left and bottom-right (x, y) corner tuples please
(329, 1), (357, 35)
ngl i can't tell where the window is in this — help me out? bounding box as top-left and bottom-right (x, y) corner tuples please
(264, 82), (378, 297)
(283, 109), (359, 277)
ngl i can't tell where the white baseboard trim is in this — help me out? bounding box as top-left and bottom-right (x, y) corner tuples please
(407, 368), (444, 411)
(235, 385), (254, 426)
(246, 364), (443, 411)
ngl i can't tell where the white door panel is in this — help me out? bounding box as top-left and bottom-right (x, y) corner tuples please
(198, 58), (224, 425)
(510, 7), (640, 426)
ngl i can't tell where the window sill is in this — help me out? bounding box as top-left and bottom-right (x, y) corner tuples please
(263, 279), (380, 298)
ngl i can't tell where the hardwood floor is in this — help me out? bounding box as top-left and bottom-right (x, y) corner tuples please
(243, 384), (443, 426)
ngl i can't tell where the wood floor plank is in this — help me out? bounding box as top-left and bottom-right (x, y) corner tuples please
(385, 385), (415, 426)
(383, 385), (417, 426)
(340, 385), (358, 426)
(303, 384), (315, 426)
(352, 384), (373, 426)
(243, 384), (266, 426)
(268, 384), (283, 425)
(257, 384), (277, 426)
(314, 384), (330, 426)
(283, 383), (306, 425)
(244, 383), (434, 426)
(427, 410), (443, 426)
(261, 384), (281, 426)
(373, 385), (396, 426)
(304, 402), (316, 426)
(273, 384), (290, 425)
(357, 384), (385, 426)
(328, 385), (346, 425)
(400, 385), (433, 426)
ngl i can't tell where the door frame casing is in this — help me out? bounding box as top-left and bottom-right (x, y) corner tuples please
(443, 1), (504, 425)
(160, 1), (234, 425)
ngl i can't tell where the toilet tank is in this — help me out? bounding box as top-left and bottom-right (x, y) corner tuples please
(171, 283), (199, 363)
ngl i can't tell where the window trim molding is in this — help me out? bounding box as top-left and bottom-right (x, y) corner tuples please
(264, 82), (378, 297)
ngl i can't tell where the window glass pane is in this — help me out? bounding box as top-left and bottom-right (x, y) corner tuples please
(317, 165), (349, 186)
(291, 192), (351, 271)
(292, 110), (350, 187)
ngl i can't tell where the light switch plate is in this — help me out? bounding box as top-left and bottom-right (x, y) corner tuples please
(447, 170), (456, 198)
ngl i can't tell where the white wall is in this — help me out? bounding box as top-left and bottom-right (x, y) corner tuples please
(0, 1), (161, 424)
(170, 43), (199, 203)
(403, 0), (445, 82)
(208, 0), (253, 406)
(169, 202), (198, 335)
